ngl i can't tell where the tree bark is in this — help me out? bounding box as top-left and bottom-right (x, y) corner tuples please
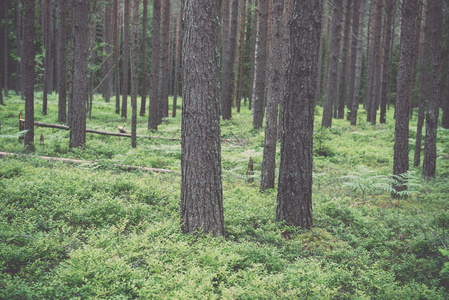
(422, 0), (443, 179)
(172, 11), (181, 118)
(3, 0), (9, 98)
(114, 0), (120, 114)
(252, 0), (268, 129)
(121, 0), (130, 119)
(277, 0), (321, 229)
(347, 0), (360, 120)
(15, 0), (22, 96)
(442, 71), (449, 129)
(149, 0), (161, 130)
(260, 0), (283, 191)
(158, 0), (170, 121)
(102, 0), (113, 103)
(248, 0), (258, 111)
(392, 0), (417, 196)
(42, 0), (50, 115)
(139, 0), (148, 116)
(58, 0), (68, 123)
(413, 4), (431, 167)
(69, 0), (89, 149)
(322, 0), (342, 128)
(236, 0), (247, 113)
(181, 0), (225, 236)
(130, 0), (140, 148)
(337, 0), (352, 119)
(23, 0), (35, 150)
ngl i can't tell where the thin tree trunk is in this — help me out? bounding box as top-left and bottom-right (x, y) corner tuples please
(181, 0), (225, 236)
(131, 0), (140, 148)
(102, 0), (112, 103)
(158, 0), (170, 122)
(58, 0), (67, 123)
(3, 0), (9, 98)
(252, 0), (268, 129)
(322, 0), (342, 128)
(23, 0), (35, 150)
(337, 0), (352, 119)
(392, 0), (417, 196)
(140, 0), (148, 116)
(42, 0), (50, 115)
(277, 0), (322, 229)
(422, 0), (443, 179)
(67, 0), (76, 127)
(248, 0), (258, 111)
(347, 0), (360, 119)
(114, 0), (120, 114)
(314, 0), (326, 106)
(16, 0), (22, 96)
(149, 0), (161, 130)
(236, 0), (247, 113)
(172, 11), (181, 118)
(121, 0), (130, 119)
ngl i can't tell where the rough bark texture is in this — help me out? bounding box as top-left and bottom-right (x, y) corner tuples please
(181, 0), (225, 236)
(314, 0), (326, 106)
(121, 0), (130, 119)
(42, 0), (51, 115)
(380, 0), (394, 124)
(392, 0), (417, 196)
(102, 0), (113, 103)
(3, 1), (9, 98)
(114, 0), (120, 114)
(69, 0), (89, 149)
(350, 0), (366, 126)
(248, 0), (258, 111)
(58, 0), (67, 123)
(276, 0), (321, 229)
(23, 0), (35, 150)
(15, 0), (22, 96)
(260, 0), (283, 191)
(443, 72), (449, 129)
(252, 0), (268, 129)
(337, 0), (352, 119)
(140, 0), (148, 116)
(221, 0), (239, 120)
(149, 0), (161, 130)
(347, 0), (360, 119)
(321, 0), (342, 128)
(131, 0), (140, 148)
(235, 0), (246, 113)
(159, 0), (170, 121)
(172, 11), (181, 118)
(422, 0), (443, 179)
(413, 6), (431, 167)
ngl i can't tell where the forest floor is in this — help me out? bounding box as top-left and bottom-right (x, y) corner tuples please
(1, 93), (449, 299)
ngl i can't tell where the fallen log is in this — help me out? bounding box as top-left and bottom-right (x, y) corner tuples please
(0, 151), (179, 174)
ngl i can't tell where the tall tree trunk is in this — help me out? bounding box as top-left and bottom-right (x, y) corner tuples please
(236, 0), (247, 113)
(102, 0), (113, 103)
(413, 3), (431, 167)
(48, 0), (54, 94)
(248, 0), (258, 111)
(149, 0), (161, 130)
(337, 0), (352, 119)
(260, 0), (283, 191)
(379, 0), (394, 124)
(67, 0), (76, 126)
(442, 71), (449, 129)
(58, 0), (67, 123)
(87, 1), (96, 121)
(131, 0), (140, 148)
(172, 11), (181, 118)
(121, 0), (130, 119)
(392, 0), (417, 196)
(23, 0), (35, 150)
(322, 0), (342, 128)
(69, 0), (89, 149)
(422, 0), (443, 179)
(158, 0), (170, 122)
(347, 0), (360, 119)
(114, 0), (120, 114)
(42, 0), (50, 115)
(16, 0), (22, 95)
(277, 0), (321, 229)
(314, 0), (326, 106)
(3, 0), (9, 98)
(252, 0), (268, 129)
(181, 0), (225, 236)
(221, 0), (239, 120)
(139, 0), (148, 116)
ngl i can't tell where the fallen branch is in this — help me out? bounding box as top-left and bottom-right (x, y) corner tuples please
(0, 151), (178, 174)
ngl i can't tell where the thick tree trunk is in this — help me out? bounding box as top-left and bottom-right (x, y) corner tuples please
(69, 0), (89, 149)
(442, 72), (449, 129)
(413, 5), (431, 167)
(322, 0), (342, 128)
(252, 0), (268, 129)
(337, 0), (352, 119)
(260, 0), (283, 191)
(314, 0), (326, 106)
(149, 0), (161, 130)
(23, 0), (35, 150)
(121, 0), (130, 119)
(139, 0), (148, 116)
(3, 1), (9, 98)
(221, 0), (239, 120)
(58, 0), (67, 123)
(159, 0), (170, 121)
(392, 0), (417, 196)
(422, 0), (443, 179)
(172, 11), (181, 118)
(114, 0), (120, 114)
(131, 0), (140, 148)
(181, 0), (225, 236)
(277, 0), (321, 229)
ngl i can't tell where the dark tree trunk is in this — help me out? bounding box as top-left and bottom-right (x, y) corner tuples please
(58, 0), (67, 123)
(236, 0), (247, 113)
(392, 0), (417, 196)
(121, 0), (130, 119)
(158, 0), (170, 121)
(248, 0), (258, 111)
(413, 5), (431, 167)
(114, 0), (120, 114)
(131, 0), (140, 148)
(422, 0), (443, 179)
(350, 0), (366, 126)
(67, 0), (76, 126)
(347, 0), (360, 120)
(181, 0), (225, 236)
(322, 0), (342, 128)
(69, 0), (89, 149)
(221, 0), (239, 120)
(277, 0), (321, 229)
(149, 0), (161, 130)
(23, 0), (35, 150)
(42, 0), (50, 115)
(337, 0), (352, 119)
(314, 0), (326, 106)
(172, 11), (181, 118)
(260, 0), (283, 191)
(379, 0), (394, 124)
(139, 0), (148, 116)
(102, 0), (113, 103)
(252, 0), (268, 129)
(15, 0), (22, 95)
(442, 72), (449, 129)
(3, 0), (9, 98)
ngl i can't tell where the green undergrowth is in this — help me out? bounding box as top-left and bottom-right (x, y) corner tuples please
(1, 94), (449, 298)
